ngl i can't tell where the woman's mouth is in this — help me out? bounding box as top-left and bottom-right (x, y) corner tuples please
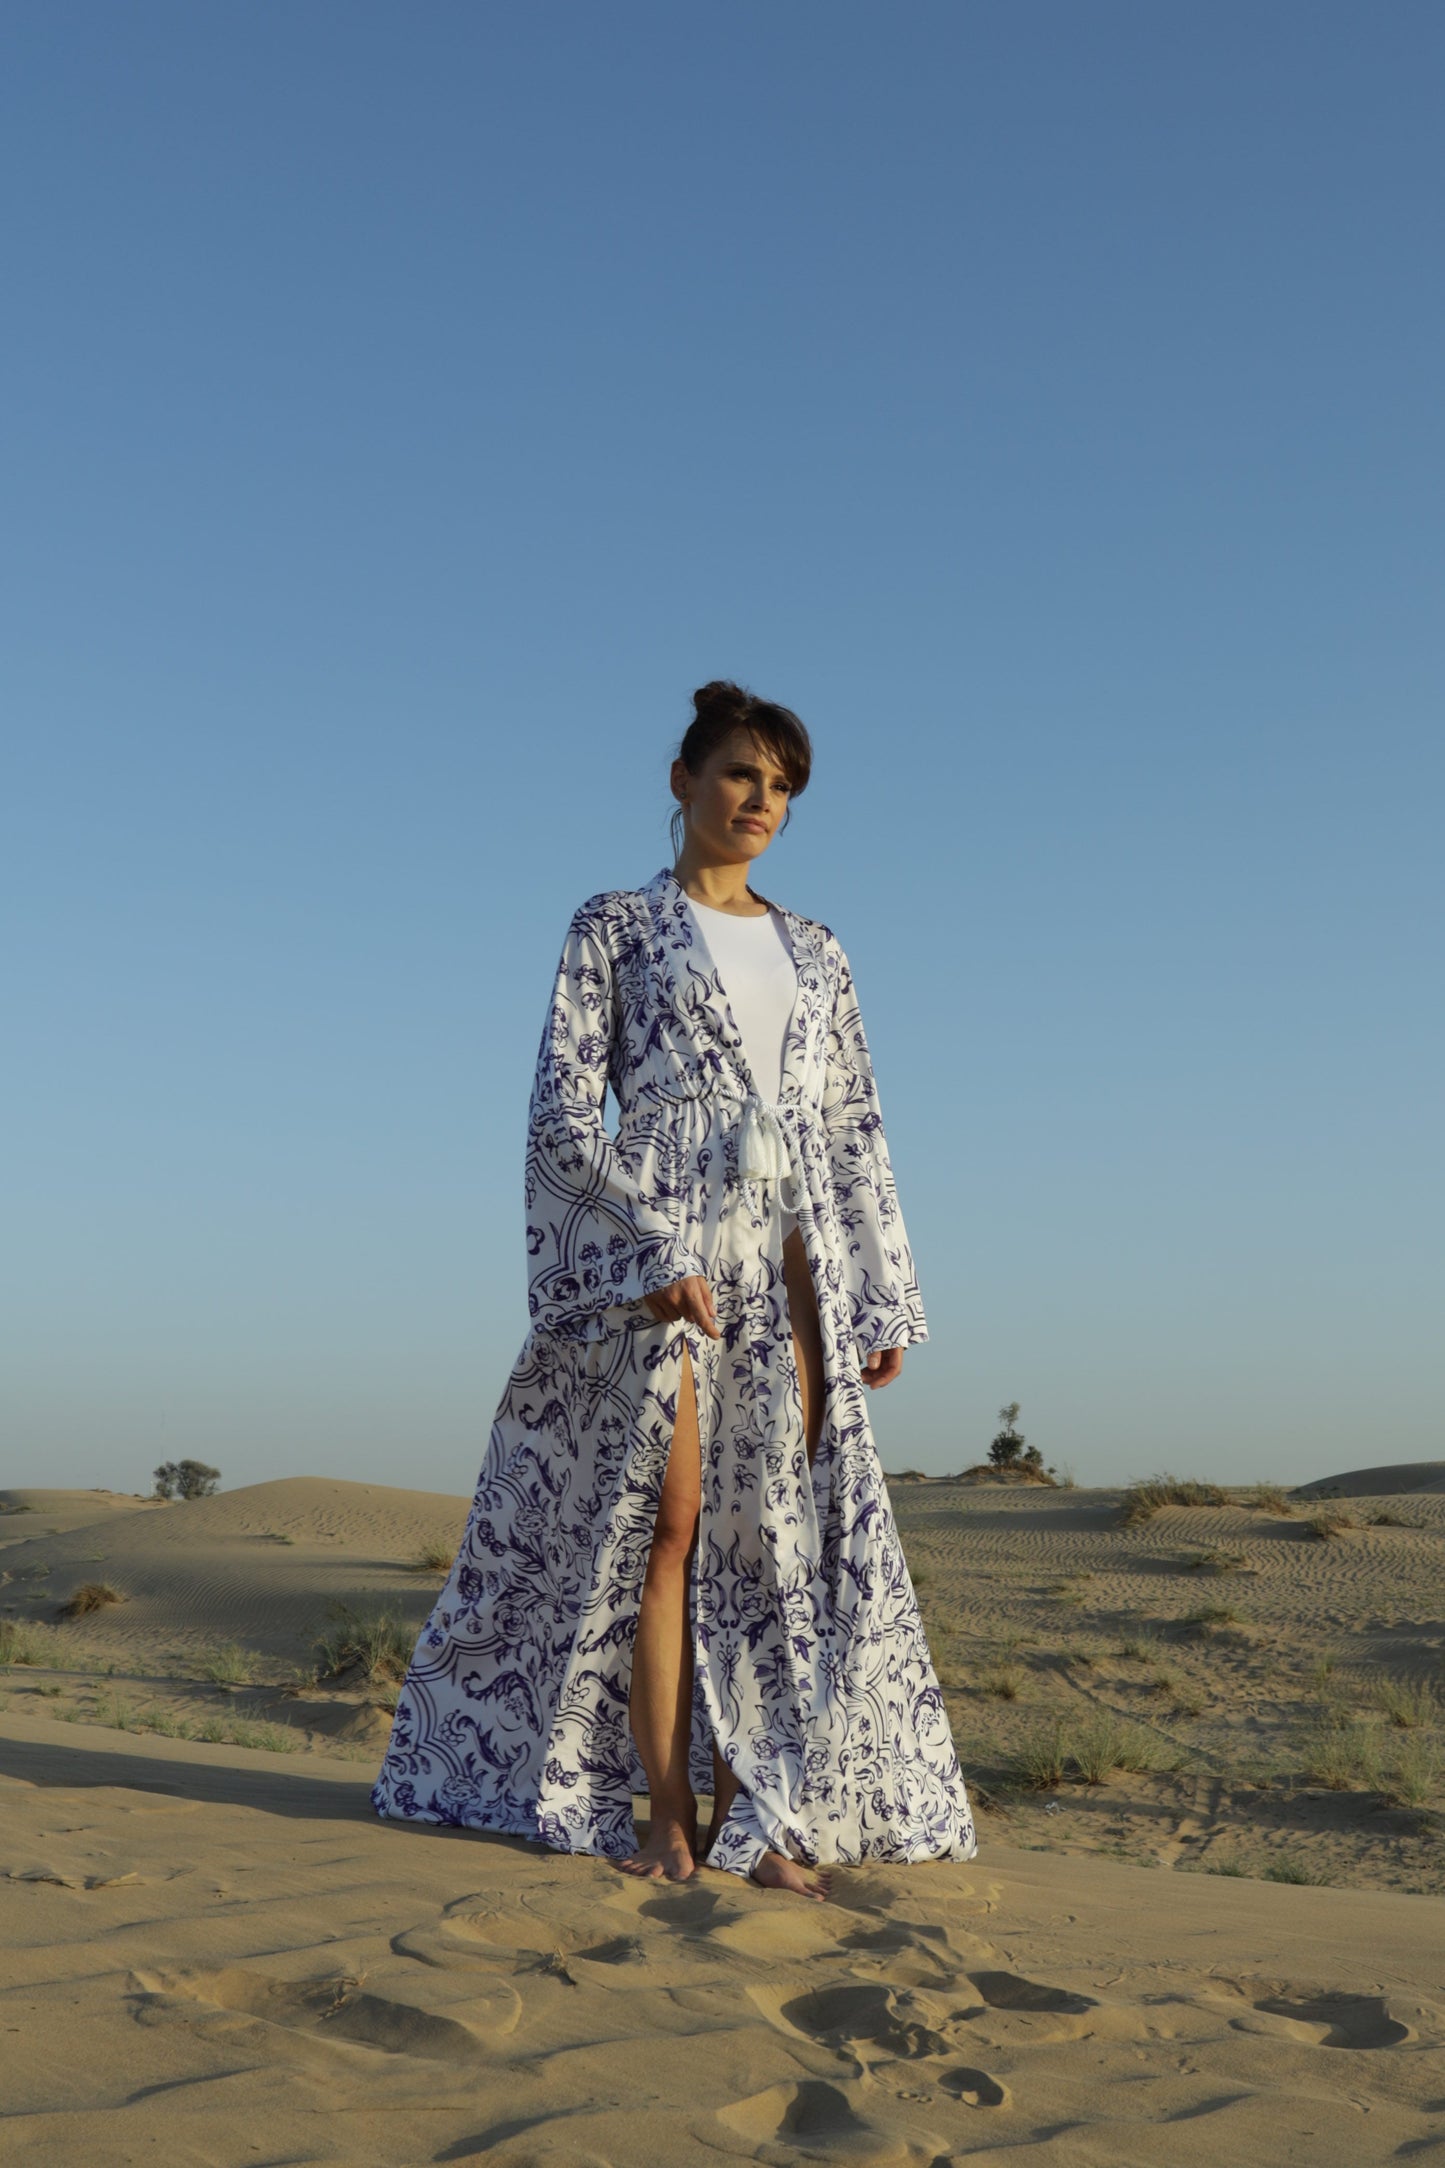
(735, 820), (766, 833)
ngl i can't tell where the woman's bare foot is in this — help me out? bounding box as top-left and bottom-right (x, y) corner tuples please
(616, 1808), (698, 1881)
(749, 1849), (833, 1900)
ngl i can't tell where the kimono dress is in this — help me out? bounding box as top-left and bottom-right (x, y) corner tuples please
(371, 863), (978, 1881)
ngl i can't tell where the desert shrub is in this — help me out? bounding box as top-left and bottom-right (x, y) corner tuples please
(152, 1460), (221, 1502)
(979, 1665), (1024, 1700)
(1116, 1632), (1164, 1662)
(1304, 1509), (1357, 1541)
(1381, 1734), (1442, 1809)
(1186, 1603), (1240, 1625)
(1237, 1484), (1293, 1514)
(1178, 1549), (1249, 1574)
(199, 1642), (251, 1686)
(314, 1603), (414, 1685)
(95, 1690), (141, 1731)
(1263, 1855), (1329, 1884)
(1072, 1711), (1176, 1782)
(1367, 1510), (1407, 1527)
(1119, 1475), (1228, 1526)
(0, 1620), (56, 1665)
(1298, 1712), (1383, 1790)
(1013, 1719), (1069, 1791)
(56, 1583), (124, 1619)
(1372, 1676), (1439, 1730)
(410, 1544), (453, 1573)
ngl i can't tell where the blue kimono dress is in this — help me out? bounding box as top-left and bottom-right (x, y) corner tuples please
(371, 863), (977, 1880)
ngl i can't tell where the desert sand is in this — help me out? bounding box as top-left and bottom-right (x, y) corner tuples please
(2, 1466), (1442, 2163)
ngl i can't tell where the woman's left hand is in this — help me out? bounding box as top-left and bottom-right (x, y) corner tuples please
(860, 1346), (905, 1389)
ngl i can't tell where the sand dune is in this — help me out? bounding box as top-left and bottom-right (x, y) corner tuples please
(2, 1469), (1444, 2158)
(0, 1475), (469, 1670)
(1292, 1460), (1445, 1498)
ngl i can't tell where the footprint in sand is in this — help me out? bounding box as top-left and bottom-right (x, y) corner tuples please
(571, 1932), (648, 1965)
(132, 1965), (520, 2060)
(966, 1969), (1097, 2015)
(1235, 1989), (1412, 2050)
(781, 1981), (952, 2061)
(940, 2064), (1010, 2108)
(715, 2077), (915, 2163)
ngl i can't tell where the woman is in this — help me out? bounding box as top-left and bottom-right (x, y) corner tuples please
(372, 681), (978, 1899)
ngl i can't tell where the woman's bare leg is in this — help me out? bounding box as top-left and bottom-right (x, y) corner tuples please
(703, 1225), (833, 1900)
(617, 1336), (703, 1881)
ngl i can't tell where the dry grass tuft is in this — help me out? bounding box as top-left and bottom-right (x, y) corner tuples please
(1014, 1718), (1069, 1790)
(1010, 1710), (1183, 1791)
(1119, 1475), (1229, 1526)
(1304, 1508), (1358, 1541)
(1381, 1734), (1442, 1809)
(409, 1544), (454, 1574)
(1298, 1711), (1383, 1790)
(1183, 1604), (1241, 1627)
(1178, 1550), (1249, 1574)
(0, 1620), (56, 1665)
(314, 1604), (415, 1686)
(1263, 1855), (1330, 1884)
(1236, 1484), (1294, 1514)
(56, 1583), (125, 1619)
(1372, 1676), (1439, 1730)
(198, 1642), (251, 1686)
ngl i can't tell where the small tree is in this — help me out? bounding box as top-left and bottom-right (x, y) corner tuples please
(988, 1402), (1026, 1470)
(153, 1459), (221, 1502)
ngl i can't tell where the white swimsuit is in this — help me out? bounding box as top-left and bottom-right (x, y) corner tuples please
(684, 893), (800, 1242)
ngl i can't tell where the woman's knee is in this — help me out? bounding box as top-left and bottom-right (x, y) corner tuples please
(647, 1499), (699, 1569)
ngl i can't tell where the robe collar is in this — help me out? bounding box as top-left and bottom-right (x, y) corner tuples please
(641, 863), (825, 1106)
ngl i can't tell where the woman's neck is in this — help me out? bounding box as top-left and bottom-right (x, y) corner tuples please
(672, 859), (770, 915)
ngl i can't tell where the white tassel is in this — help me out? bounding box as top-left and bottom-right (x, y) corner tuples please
(737, 1096), (801, 1212)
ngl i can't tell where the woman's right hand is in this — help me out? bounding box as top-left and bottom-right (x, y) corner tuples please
(643, 1274), (721, 1338)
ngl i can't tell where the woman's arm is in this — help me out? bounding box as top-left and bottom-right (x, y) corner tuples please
(524, 905), (709, 1340)
(820, 940), (929, 1363)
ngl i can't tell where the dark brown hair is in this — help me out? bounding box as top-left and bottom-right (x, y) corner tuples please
(676, 680), (813, 813)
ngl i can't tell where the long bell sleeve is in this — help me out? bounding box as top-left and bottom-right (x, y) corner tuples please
(820, 943), (929, 1357)
(524, 906), (709, 1342)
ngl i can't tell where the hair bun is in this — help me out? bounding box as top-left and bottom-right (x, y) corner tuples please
(691, 679), (751, 723)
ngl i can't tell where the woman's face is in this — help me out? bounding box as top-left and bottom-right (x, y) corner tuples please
(674, 728), (792, 862)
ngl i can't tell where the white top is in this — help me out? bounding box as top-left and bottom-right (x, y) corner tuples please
(684, 893), (800, 1241)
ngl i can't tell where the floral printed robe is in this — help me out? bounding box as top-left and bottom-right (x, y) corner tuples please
(371, 863), (978, 1879)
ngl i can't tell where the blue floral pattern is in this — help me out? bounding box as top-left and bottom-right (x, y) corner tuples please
(371, 864), (977, 1879)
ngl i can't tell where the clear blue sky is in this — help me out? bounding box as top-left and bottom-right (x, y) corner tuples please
(3, 3), (1440, 1494)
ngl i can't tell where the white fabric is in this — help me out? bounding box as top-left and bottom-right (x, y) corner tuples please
(684, 895), (800, 1240)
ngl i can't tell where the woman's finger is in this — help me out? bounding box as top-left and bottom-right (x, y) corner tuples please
(685, 1275), (721, 1338)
